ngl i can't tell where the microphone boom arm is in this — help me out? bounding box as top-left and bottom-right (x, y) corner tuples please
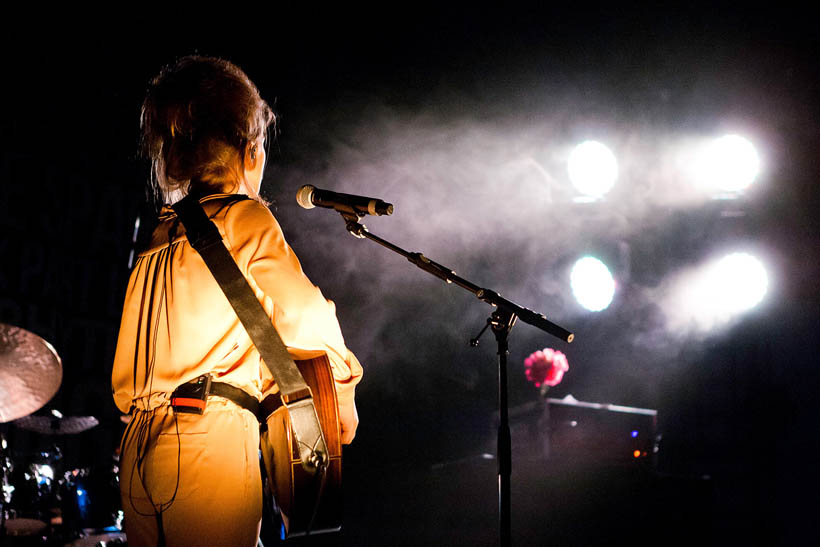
(339, 212), (574, 343)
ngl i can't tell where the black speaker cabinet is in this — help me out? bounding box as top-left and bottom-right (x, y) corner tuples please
(506, 395), (657, 467)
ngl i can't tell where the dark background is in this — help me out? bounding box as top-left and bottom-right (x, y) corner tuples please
(1, 6), (818, 546)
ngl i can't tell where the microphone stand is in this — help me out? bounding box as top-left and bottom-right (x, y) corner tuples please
(338, 212), (574, 547)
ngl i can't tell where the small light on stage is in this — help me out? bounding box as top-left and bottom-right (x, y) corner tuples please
(633, 450), (641, 458)
(695, 135), (760, 194)
(567, 140), (618, 199)
(570, 256), (616, 312)
(631, 430), (639, 438)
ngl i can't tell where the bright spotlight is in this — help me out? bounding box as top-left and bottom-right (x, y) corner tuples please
(695, 135), (760, 194)
(705, 252), (769, 312)
(570, 256), (616, 312)
(567, 140), (618, 198)
(660, 252), (770, 333)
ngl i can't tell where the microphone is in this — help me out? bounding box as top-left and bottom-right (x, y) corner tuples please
(296, 185), (393, 216)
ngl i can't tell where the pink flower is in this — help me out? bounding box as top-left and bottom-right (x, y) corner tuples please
(524, 348), (569, 388)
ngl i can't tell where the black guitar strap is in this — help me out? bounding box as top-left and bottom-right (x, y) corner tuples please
(172, 194), (328, 474)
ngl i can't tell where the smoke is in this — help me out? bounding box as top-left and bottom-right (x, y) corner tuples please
(256, 81), (774, 415)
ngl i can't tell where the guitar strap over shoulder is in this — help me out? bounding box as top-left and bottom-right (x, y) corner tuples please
(172, 194), (329, 474)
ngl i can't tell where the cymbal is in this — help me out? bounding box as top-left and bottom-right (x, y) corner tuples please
(13, 415), (99, 435)
(0, 324), (62, 423)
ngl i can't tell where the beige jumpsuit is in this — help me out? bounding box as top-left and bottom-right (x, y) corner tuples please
(112, 194), (363, 547)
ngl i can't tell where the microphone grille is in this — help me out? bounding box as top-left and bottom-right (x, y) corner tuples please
(296, 185), (316, 209)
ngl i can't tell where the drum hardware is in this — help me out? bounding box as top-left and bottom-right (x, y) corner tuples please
(0, 324), (63, 424)
(0, 321), (64, 542)
(2, 515), (49, 538)
(2, 447), (63, 542)
(62, 530), (126, 546)
(60, 464), (123, 533)
(2, 433), (12, 505)
(2, 451), (124, 545)
(0, 325), (126, 545)
(13, 415), (100, 436)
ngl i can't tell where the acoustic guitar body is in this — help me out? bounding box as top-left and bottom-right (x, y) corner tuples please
(260, 355), (342, 538)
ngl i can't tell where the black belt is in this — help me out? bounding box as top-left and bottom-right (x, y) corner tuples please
(210, 382), (262, 420)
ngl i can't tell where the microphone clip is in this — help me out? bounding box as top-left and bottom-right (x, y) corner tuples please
(341, 212), (368, 239)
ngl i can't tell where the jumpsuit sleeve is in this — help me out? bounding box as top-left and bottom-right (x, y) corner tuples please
(222, 198), (363, 439)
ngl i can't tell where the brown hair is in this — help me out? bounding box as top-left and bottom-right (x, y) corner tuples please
(140, 55), (275, 203)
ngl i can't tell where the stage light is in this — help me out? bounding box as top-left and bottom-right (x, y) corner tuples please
(660, 248), (773, 333)
(567, 140), (618, 199)
(695, 135), (760, 194)
(668, 252), (770, 331)
(570, 256), (616, 312)
(707, 252), (769, 312)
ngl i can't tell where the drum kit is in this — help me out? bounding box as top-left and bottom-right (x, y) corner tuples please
(1, 324), (126, 546)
